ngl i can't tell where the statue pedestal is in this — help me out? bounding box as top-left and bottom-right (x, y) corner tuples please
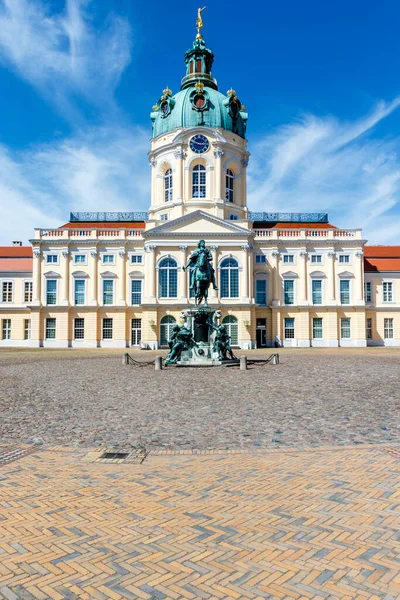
(177, 306), (222, 366)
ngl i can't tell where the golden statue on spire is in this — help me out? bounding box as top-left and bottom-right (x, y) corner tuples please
(196, 6), (206, 39)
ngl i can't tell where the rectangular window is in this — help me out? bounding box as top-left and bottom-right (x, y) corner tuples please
(2, 281), (13, 303)
(284, 280), (294, 305)
(284, 317), (295, 339)
(102, 318), (113, 340)
(283, 255), (294, 264)
(312, 279), (322, 304)
(46, 254), (58, 264)
(339, 255), (350, 264)
(341, 318), (351, 339)
(131, 280), (142, 305)
(24, 281), (33, 303)
(229, 214), (239, 221)
(45, 318), (56, 340)
(103, 280), (114, 305)
(24, 319), (31, 340)
(46, 280), (57, 305)
(74, 280), (85, 305)
(160, 213), (168, 221)
(383, 282), (393, 302)
(131, 318), (142, 346)
(313, 317), (323, 339)
(364, 282), (372, 303)
(255, 255), (266, 264)
(2, 319), (11, 340)
(102, 254), (115, 265)
(131, 255), (143, 264)
(384, 318), (394, 339)
(74, 254), (87, 265)
(366, 318), (372, 340)
(311, 255), (322, 264)
(255, 279), (267, 305)
(74, 318), (85, 340)
(340, 280), (350, 305)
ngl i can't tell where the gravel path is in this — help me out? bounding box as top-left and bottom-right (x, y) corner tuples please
(0, 349), (399, 450)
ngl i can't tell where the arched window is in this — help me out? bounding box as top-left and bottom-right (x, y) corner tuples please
(160, 315), (176, 347)
(222, 316), (238, 346)
(159, 258), (178, 298)
(192, 164), (206, 198)
(226, 169), (234, 202)
(164, 169), (173, 202)
(220, 258), (239, 298)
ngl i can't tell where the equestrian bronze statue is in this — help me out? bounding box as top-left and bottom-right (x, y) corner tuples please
(183, 240), (218, 306)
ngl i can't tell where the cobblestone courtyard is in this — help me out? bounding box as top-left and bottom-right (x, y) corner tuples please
(0, 347), (399, 451)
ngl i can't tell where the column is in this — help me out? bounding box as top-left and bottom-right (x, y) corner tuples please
(32, 249), (41, 305)
(173, 149), (185, 201)
(355, 251), (364, 302)
(61, 250), (69, 305)
(117, 249), (126, 305)
(90, 250), (98, 305)
(213, 148), (224, 200)
(145, 245), (156, 301)
(241, 244), (250, 300)
(327, 252), (336, 303)
(179, 245), (188, 299)
(299, 251), (308, 303)
(271, 251), (280, 305)
(209, 244), (219, 300)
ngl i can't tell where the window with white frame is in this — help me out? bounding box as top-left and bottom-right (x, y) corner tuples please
(74, 318), (85, 340)
(255, 279), (267, 305)
(339, 254), (350, 264)
(160, 213), (169, 221)
(384, 318), (394, 339)
(229, 214), (239, 220)
(103, 280), (114, 305)
(46, 280), (57, 305)
(192, 164), (206, 198)
(311, 254), (322, 264)
(283, 255), (294, 264)
(24, 319), (31, 340)
(222, 316), (238, 346)
(364, 282), (372, 303)
(102, 254), (115, 265)
(74, 254), (87, 265)
(255, 255), (266, 264)
(74, 280), (85, 305)
(226, 169), (234, 202)
(284, 280), (294, 305)
(220, 258), (239, 298)
(131, 255), (143, 264)
(1, 281), (13, 303)
(24, 281), (33, 303)
(312, 280), (322, 305)
(102, 318), (113, 340)
(131, 280), (142, 305)
(340, 279), (350, 304)
(2, 319), (11, 340)
(45, 318), (56, 340)
(46, 254), (58, 264)
(164, 168), (173, 202)
(340, 318), (351, 339)
(366, 318), (372, 340)
(313, 317), (323, 339)
(284, 317), (295, 339)
(159, 258), (178, 298)
(383, 282), (393, 302)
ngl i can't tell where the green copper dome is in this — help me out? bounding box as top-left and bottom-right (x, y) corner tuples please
(150, 37), (248, 140)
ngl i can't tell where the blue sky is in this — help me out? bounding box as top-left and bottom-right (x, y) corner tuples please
(1, 0), (400, 244)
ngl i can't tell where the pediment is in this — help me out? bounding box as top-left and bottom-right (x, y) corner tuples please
(281, 270), (298, 278)
(44, 270), (61, 278)
(144, 210), (251, 238)
(309, 270), (326, 278)
(338, 270), (354, 278)
(71, 270), (89, 278)
(100, 270), (117, 278)
(128, 270), (144, 278)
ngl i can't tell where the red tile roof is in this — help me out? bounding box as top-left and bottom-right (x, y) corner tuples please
(61, 222), (146, 229)
(0, 246), (32, 257)
(364, 246), (400, 272)
(253, 222), (337, 229)
(364, 246), (400, 257)
(0, 258), (32, 271)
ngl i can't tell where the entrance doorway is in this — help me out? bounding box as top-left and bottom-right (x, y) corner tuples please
(256, 318), (267, 347)
(131, 318), (142, 347)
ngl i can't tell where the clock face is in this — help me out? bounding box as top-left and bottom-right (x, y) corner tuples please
(189, 134), (209, 154)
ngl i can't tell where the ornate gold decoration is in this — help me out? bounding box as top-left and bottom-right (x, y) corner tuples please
(152, 104), (159, 111)
(241, 104), (246, 111)
(195, 81), (205, 93)
(163, 87), (172, 96)
(227, 88), (236, 97)
(196, 6), (206, 39)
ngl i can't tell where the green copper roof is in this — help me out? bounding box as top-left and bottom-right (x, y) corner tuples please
(150, 37), (248, 139)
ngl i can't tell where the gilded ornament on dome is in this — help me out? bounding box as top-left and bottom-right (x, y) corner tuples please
(195, 81), (205, 93)
(227, 88), (236, 97)
(163, 87), (172, 96)
(196, 6), (206, 39)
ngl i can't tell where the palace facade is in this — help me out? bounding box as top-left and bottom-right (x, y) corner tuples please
(1, 24), (400, 349)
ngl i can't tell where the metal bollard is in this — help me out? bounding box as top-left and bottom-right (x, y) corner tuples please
(154, 355), (163, 371)
(240, 355), (247, 371)
(122, 353), (129, 365)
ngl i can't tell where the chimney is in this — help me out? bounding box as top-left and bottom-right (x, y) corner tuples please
(12, 241), (23, 246)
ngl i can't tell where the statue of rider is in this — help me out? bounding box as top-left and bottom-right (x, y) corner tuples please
(183, 240), (218, 292)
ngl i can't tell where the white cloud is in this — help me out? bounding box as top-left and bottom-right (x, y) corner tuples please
(0, 0), (131, 119)
(248, 99), (400, 244)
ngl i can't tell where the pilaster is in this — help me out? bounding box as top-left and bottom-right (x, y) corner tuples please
(117, 249), (127, 305)
(327, 252), (336, 303)
(32, 249), (41, 305)
(179, 245), (188, 299)
(145, 245), (157, 301)
(299, 251), (308, 303)
(89, 250), (98, 306)
(61, 250), (69, 305)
